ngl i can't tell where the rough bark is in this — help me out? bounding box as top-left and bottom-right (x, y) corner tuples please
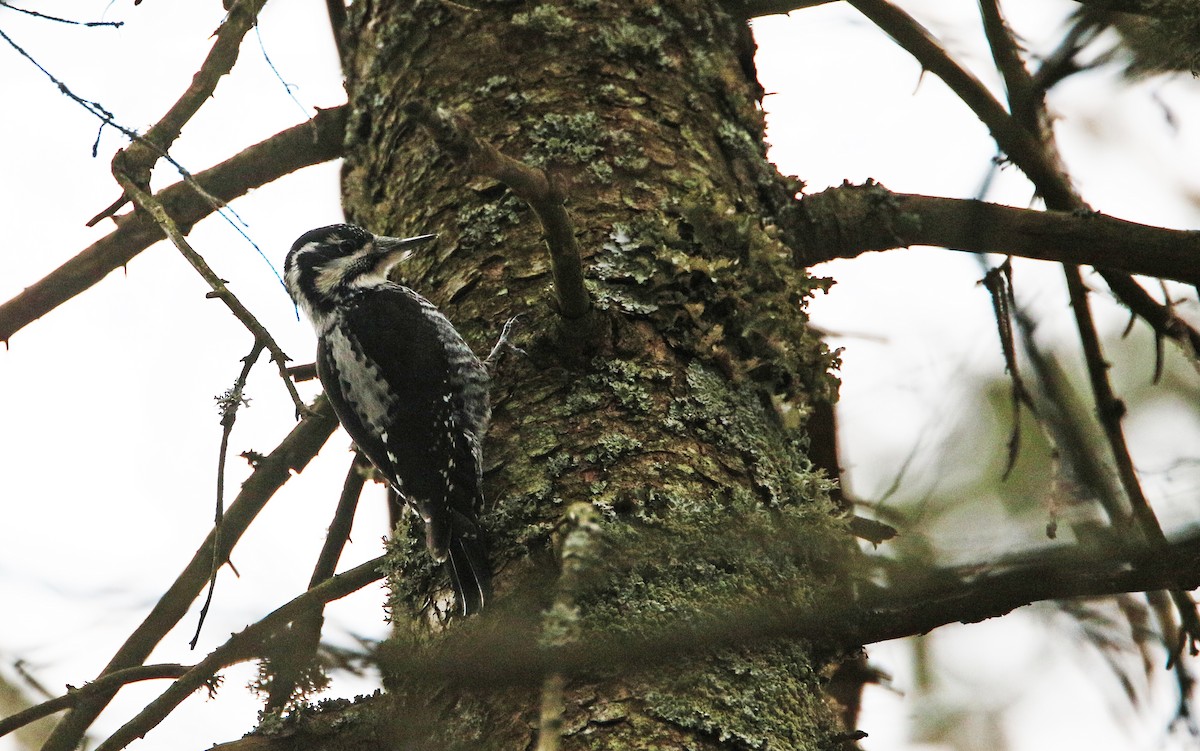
(245, 1), (850, 748)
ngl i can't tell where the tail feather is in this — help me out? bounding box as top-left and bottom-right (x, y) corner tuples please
(445, 535), (491, 616)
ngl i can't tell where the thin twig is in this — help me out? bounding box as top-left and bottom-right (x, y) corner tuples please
(980, 259), (1036, 479)
(0, 24), (243, 232)
(405, 103), (592, 319)
(192, 343), (266, 649)
(38, 398), (338, 751)
(114, 173), (308, 417)
(0, 105), (347, 345)
(1065, 268), (1200, 658)
(0, 665), (189, 740)
(93, 555), (387, 751)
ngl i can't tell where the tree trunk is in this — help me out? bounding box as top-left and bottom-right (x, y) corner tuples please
(251, 1), (852, 748)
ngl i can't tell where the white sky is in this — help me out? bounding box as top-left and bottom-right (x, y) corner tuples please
(2, 1), (1200, 749)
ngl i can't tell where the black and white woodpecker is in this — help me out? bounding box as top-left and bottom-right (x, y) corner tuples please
(285, 224), (491, 615)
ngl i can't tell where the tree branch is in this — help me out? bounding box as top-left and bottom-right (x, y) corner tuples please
(204, 526), (1200, 750)
(0, 105), (346, 346)
(93, 555), (387, 751)
(371, 529), (1200, 692)
(785, 182), (1200, 286)
(113, 173), (308, 416)
(263, 454), (367, 710)
(38, 397), (339, 751)
(96, 0), (270, 222)
(404, 103), (592, 320)
(847, 0), (1200, 650)
(840, 0), (1200, 354)
(844, 0), (1077, 209)
(0, 665), (188, 741)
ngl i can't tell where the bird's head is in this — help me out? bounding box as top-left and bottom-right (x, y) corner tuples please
(284, 223), (436, 319)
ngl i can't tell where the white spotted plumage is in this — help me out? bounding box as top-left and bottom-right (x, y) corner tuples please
(284, 224), (492, 616)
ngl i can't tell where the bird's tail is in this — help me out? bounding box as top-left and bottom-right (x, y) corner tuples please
(445, 532), (491, 616)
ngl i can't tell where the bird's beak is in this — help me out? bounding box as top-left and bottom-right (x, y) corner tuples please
(372, 233), (437, 272)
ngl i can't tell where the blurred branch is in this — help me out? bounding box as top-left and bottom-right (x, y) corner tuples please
(0, 105), (346, 345)
(371, 529), (1200, 693)
(1065, 267), (1200, 656)
(404, 103), (592, 320)
(0, 665), (188, 740)
(977, 0), (1200, 652)
(39, 397), (339, 751)
(94, 555), (387, 751)
(537, 504), (602, 751)
(786, 183), (1200, 287)
(198, 526), (1200, 749)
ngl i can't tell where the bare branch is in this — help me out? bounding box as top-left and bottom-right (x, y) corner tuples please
(0, 105), (346, 346)
(978, 0), (1040, 134)
(94, 555), (387, 751)
(844, 0), (1077, 208)
(840, 0), (1200, 354)
(38, 398), (339, 751)
(405, 103), (592, 320)
(99, 0), (270, 222)
(114, 173), (308, 416)
(1065, 267), (1200, 657)
(0, 665), (188, 740)
(786, 183), (1200, 286)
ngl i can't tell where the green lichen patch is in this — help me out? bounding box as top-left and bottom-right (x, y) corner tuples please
(645, 642), (841, 751)
(592, 19), (671, 67)
(592, 203), (840, 407)
(511, 4), (577, 37)
(525, 111), (641, 183)
(455, 192), (525, 251)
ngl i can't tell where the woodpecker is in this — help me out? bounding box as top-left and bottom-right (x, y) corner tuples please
(285, 224), (491, 615)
